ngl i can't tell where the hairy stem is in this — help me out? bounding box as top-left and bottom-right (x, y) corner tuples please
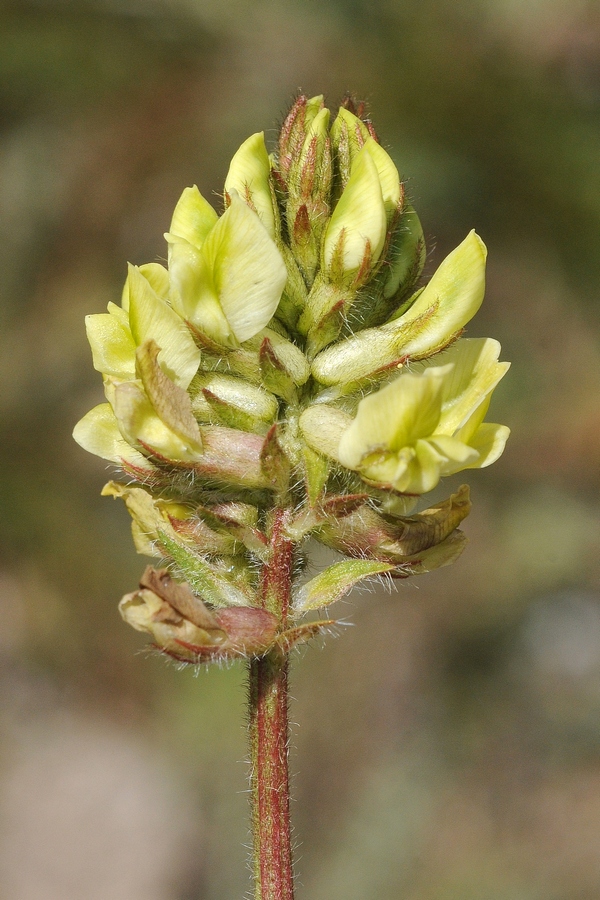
(249, 508), (295, 900)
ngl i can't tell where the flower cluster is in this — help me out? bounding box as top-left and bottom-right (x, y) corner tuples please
(74, 95), (509, 663)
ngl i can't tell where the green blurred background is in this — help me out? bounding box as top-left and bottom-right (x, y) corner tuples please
(1, 0), (600, 897)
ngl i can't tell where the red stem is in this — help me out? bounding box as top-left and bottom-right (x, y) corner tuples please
(248, 509), (295, 900)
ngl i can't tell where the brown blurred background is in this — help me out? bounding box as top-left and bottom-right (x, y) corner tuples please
(1, 1), (600, 897)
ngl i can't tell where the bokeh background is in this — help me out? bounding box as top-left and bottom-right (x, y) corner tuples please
(1, 0), (600, 897)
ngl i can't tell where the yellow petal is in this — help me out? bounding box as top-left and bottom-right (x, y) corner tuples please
(421, 338), (510, 435)
(166, 233), (234, 346)
(462, 422), (510, 469)
(127, 263), (201, 388)
(112, 382), (202, 462)
(72, 403), (154, 469)
(203, 192), (287, 343)
(107, 300), (130, 326)
(169, 185), (218, 250)
(427, 435), (480, 472)
(85, 313), (136, 379)
(363, 137), (401, 219)
(121, 262), (169, 311)
(384, 229), (488, 354)
(299, 404), (352, 460)
(411, 439), (447, 492)
(224, 132), (276, 238)
(338, 368), (447, 469)
(323, 145), (387, 275)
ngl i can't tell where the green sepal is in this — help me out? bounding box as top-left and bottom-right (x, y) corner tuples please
(302, 446), (330, 506)
(383, 204), (426, 302)
(260, 424), (290, 494)
(199, 389), (268, 433)
(289, 203), (320, 282)
(357, 204), (426, 329)
(259, 337), (298, 403)
(258, 330), (310, 401)
(278, 94), (324, 179)
(298, 273), (354, 350)
(275, 242), (309, 329)
(275, 619), (336, 653)
(293, 559), (394, 614)
(199, 502), (269, 561)
(393, 529), (468, 577)
(157, 530), (255, 607)
(258, 328), (310, 386)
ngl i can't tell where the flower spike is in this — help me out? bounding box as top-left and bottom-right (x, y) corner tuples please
(74, 94), (510, 900)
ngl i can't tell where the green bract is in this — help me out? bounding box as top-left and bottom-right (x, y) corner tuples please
(74, 94), (510, 663)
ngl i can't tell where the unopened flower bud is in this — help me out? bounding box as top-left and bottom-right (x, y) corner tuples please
(330, 107), (371, 188)
(278, 94), (325, 182)
(286, 107), (333, 280)
(190, 371), (279, 433)
(322, 142), (387, 281)
(291, 107), (331, 197)
(311, 230), (488, 386)
(381, 202), (426, 302)
(296, 142), (391, 354)
(258, 332), (309, 402)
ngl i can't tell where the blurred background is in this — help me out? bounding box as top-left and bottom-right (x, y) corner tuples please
(1, 0), (600, 897)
